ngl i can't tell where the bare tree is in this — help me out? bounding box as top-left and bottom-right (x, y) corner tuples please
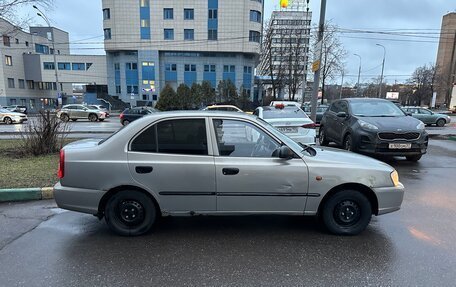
(284, 28), (309, 101)
(313, 22), (347, 103)
(0, 0), (53, 28)
(407, 63), (436, 106)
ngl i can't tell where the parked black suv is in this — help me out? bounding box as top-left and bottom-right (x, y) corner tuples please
(119, 107), (157, 126)
(319, 98), (428, 161)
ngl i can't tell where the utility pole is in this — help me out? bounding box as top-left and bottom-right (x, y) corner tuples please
(354, 53), (362, 97)
(34, 5), (62, 107)
(376, 43), (386, 98)
(339, 69), (344, 99)
(310, 0), (327, 123)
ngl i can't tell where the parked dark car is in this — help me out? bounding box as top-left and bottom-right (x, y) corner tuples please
(402, 106), (451, 127)
(5, 105), (27, 114)
(302, 105), (329, 124)
(120, 107), (157, 126)
(319, 98), (428, 161)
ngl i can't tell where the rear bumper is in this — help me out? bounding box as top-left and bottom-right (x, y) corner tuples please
(287, 130), (317, 145)
(374, 183), (405, 215)
(54, 182), (105, 215)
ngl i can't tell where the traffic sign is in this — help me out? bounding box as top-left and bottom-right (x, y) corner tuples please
(312, 60), (320, 72)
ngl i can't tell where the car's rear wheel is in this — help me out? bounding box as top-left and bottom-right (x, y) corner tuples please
(319, 127), (329, 146)
(4, 117), (13, 125)
(88, 114), (98, 122)
(344, 134), (353, 151)
(436, 119), (446, 127)
(122, 119), (130, 126)
(321, 190), (372, 235)
(406, 154), (422, 162)
(60, 114), (69, 122)
(105, 190), (157, 236)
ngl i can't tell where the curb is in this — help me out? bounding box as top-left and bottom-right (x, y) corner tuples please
(0, 187), (54, 203)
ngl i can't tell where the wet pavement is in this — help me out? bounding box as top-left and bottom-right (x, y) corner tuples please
(0, 139), (455, 286)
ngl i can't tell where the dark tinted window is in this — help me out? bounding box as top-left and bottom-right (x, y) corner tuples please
(131, 125), (157, 152)
(157, 119), (208, 155)
(329, 102), (340, 113)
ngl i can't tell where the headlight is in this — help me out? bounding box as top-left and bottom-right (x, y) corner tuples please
(416, 122), (425, 130)
(358, 120), (378, 131)
(390, 170), (400, 187)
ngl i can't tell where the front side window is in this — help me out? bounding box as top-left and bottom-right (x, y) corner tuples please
(419, 109), (432, 115)
(213, 119), (280, 158)
(131, 119), (208, 156)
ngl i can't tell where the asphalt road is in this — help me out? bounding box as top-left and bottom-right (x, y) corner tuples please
(0, 139), (455, 286)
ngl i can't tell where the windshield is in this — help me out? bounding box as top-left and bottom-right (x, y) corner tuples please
(350, 101), (405, 117)
(0, 108), (12, 113)
(263, 107), (309, 119)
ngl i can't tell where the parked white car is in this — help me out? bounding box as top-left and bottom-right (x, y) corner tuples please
(254, 105), (316, 145)
(0, 108), (28, 124)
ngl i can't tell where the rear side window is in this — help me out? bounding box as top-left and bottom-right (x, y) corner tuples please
(329, 102), (340, 113)
(131, 119), (208, 155)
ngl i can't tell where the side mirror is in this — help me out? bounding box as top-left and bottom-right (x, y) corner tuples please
(278, 146), (294, 159)
(336, 111), (348, 118)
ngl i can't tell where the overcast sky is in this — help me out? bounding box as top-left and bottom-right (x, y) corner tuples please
(21, 0), (456, 85)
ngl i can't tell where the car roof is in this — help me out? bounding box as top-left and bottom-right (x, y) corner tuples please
(136, 110), (255, 120)
(342, 98), (392, 103)
(259, 106), (302, 111)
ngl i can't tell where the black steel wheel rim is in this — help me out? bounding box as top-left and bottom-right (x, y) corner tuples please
(345, 138), (351, 151)
(334, 200), (361, 226)
(117, 200), (145, 226)
(319, 130), (325, 144)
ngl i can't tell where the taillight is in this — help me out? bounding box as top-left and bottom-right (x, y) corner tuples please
(120, 113), (124, 119)
(58, 149), (65, 179)
(302, 123), (317, 129)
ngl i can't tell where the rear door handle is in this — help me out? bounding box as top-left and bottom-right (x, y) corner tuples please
(135, 166), (153, 174)
(222, 168), (239, 175)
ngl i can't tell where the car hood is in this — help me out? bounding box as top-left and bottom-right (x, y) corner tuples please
(357, 116), (421, 131)
(310, 146), (393, 172)
(64, 138), (103, 150)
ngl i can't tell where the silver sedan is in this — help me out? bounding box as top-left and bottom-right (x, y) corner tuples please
(54, 111), (404, 236)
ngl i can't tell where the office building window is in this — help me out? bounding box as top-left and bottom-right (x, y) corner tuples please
(165, 64), (177, 71)
(58, 62), (71, 70)
(18, 79), (25, 89)
(86, 63), (93, 70)
(185, 64), (196, 72)
(127, 85), (139, 94)
(5, 55), (12, 66)
(27, 80), (34, 89)
(15, 38), (19, 44)
(164, 29), (174, 40)
(164, 8), (173, 19)
(72, 63), (86, 70)
(126, 63), (138, 70)
(249, 31), (260, 43)
(208, 29), (217, 40)
(140, 0), (149, 7)
(141, 19), (150, 27)
(224, 65), (235, 73)
(25, 41), (29, 47)
(204, 64), (216, 72)
(208, 9), (217, 19)
(116, 85), (121, 94)
(43, 62), (55, 71)
(35, 44), (49, 54)
(3, 35), (10, 47)
(7, 78), (15, 88)
(104, 28), (112, 40)
(184, 29), (194, 40)
(184, 9), (194, 20)
(250, 10), (261, 23)
(114, 63), (120, 70)
(103, 8), (110, 20)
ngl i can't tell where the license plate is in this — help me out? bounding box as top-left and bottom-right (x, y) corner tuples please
(389, 143), (412, 149)
(277, 127), (298, 133)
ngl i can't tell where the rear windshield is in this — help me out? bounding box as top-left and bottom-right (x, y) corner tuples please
(263, 107), (309, 119)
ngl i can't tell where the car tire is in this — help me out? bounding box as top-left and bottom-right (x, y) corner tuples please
(436, 119), (446, 127)
(4, 117), (13, 125)
(406, 154), (422, 162)
(88, 114), (98, 122)
(344, 134), (353, 151)
(60, 114), (69, 122)
(105, 190), (157, 236)
(122, 119), (130, 126)
(321, 190), (372, 235)
(319, 127), (329, 146)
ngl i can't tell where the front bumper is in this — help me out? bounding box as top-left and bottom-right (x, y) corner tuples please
(54, 182), (105, 215)
(374, 183), (405, 215)
(353, 130), (428, 156)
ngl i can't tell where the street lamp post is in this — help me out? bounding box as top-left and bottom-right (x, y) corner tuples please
(33, 5), (61, 106)
(376, 44), (386, 98)
(354, 54), (362, 97)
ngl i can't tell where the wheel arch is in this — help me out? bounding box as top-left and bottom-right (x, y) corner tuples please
(97, 185), (161, 219)
(317, 182), (379, 216)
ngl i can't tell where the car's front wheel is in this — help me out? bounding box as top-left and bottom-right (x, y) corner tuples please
(319, 127), (329, 146)
(105, 190), (157, 236)
(344, 134), (353, 151)
(4, 117), (13, 125)
(436, 119), (446, 127)
(60, 114), (69, 122)
(321, 190), (372, 235)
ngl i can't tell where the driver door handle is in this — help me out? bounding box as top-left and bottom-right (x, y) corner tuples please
(222, 168), (239, 176)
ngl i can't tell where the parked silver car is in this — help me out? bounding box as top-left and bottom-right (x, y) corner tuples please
(0, 108), (28, 124)
(57, 104), (107, 122)
(54, 111), (404, 236)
